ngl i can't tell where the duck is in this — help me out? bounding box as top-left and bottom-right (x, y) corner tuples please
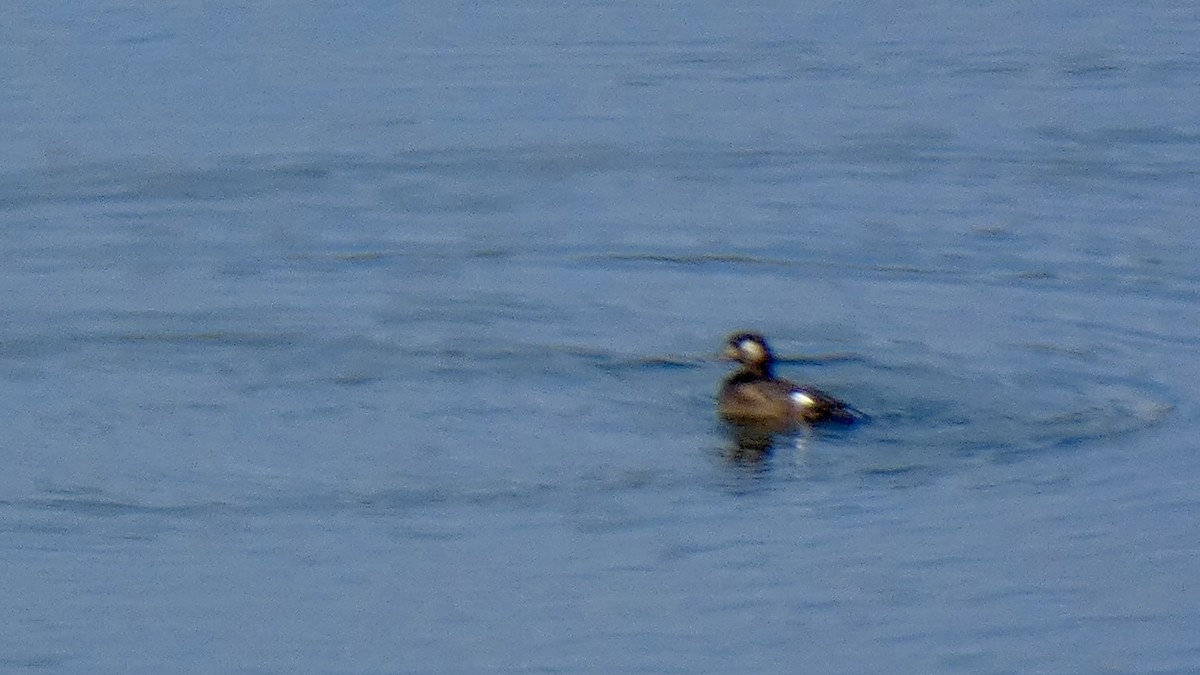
(718, 331), (860, 429)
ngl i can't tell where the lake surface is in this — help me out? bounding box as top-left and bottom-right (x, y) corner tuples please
(3, 2), (1199, 673)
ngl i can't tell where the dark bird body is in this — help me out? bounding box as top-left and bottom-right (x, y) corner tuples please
(718, 332), (860, 430)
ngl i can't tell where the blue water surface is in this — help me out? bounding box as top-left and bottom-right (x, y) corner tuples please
(2, 2), (1199, 673)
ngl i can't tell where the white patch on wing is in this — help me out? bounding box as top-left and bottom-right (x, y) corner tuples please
(790, 391), (816, 407)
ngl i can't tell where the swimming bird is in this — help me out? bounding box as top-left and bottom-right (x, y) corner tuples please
(718, 331), (860, 429)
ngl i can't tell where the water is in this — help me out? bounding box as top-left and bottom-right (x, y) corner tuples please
(3, 1), (1199, 673)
